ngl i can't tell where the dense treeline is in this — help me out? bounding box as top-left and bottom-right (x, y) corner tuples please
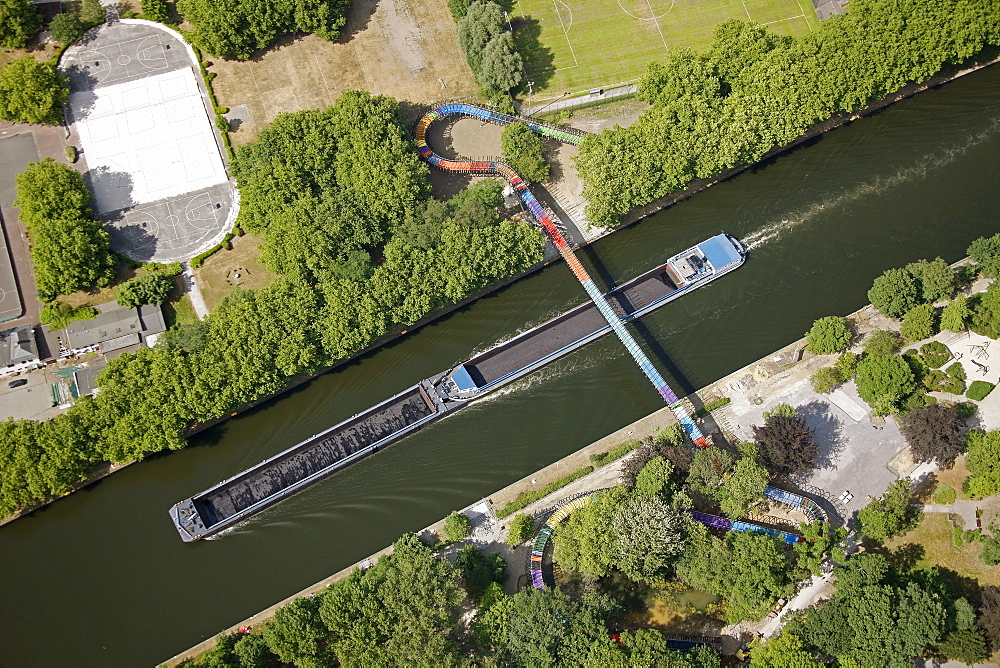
(176, 0), (350, 60)
(576, 0), (1000, 224)
(0, 91), (544, 518)
(189, 533), (721, 667)
(454, 0), (525, 100)
(14, 158), (116, 301)
(0, 57), (70, 126)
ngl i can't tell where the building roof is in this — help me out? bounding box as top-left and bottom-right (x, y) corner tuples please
(0, 325), (39, 366)
(699, 234), (742, 271)
(74, 364), (106, 396)
(64, 304), (166, 350)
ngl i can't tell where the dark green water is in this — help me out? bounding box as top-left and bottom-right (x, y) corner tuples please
(2, 66), (999, 666)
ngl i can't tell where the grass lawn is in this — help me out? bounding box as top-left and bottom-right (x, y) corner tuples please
(885, 514), (1000, 588)
(511, 0), (819, 98)
(192, 233), (276, 311)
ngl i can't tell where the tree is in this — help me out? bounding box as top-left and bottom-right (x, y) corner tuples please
(717, 442), (768, 518)
(864, 329), (904, 356)
(117, 273), (173, 308)
(810, 366), (841, 393)
(611, 493), (686, 583)
(964, 429), (1000, 498)
(937, 628), (989, 664)
(750, 631), (823, 667)
(0, 0), (41, 48)
(456, 0), (504, 72)
(940, 294), (971, 332)
(79, 0), (104, 25)
(979, 534), (1000, 566)
(856, 479), (921, 542)
(970, 282), (1000, 339)
(869, 267), (920, 318)
(15, 158), (115, 299)
(633, 455), (675, 498)
(48, 12), (84, 44)
(835, 351), (859, 378)
(805, 315), (851, 354)
(476, 32), (524, 95)
(443, 510), (472, 541)
(753, 413), (818, 477)
(448, 0), (471, 20)
(968, 233), (1000, 278)
(0, 57), (69, 125)
(39, 301), (98, 329)
(232, 633), (275, 667)
(900, 303), (937, 341)
(140, 0), (172, 22)
(687, 447), (734, 499)
(901, 404), (967, 467)
(261, 596), (331, 668)
(978, 586), (1000, 651)
(507, 513), (534, 545)
(793, 520), (846, 577)
(855, 354), (916, 415)
(454, 545), (507, 599)
(502, 122), (549, 183)
(906, 258), (956, 303)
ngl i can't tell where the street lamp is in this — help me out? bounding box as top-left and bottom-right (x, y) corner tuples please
(527, 81), (535, 115)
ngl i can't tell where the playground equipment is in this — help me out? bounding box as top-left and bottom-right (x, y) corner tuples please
(416, 104), (708, 447)
(764, 485), (826, 522)
(689, 511), (803, 545)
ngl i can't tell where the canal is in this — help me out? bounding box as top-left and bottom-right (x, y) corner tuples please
(2, 65), (999, 666)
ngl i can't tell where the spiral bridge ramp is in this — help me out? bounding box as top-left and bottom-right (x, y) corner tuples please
(416, 104), (707, 447)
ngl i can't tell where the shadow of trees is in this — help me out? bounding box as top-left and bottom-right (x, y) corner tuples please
(797, 399), (846, 472)
(511, 16), (555, 93)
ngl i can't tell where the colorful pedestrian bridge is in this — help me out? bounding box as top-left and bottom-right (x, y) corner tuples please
(415, 104), (708, 447)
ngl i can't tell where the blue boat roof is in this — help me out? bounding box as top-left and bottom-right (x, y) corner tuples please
(699, 234), (741, 270)
(452, 365), (478, 391)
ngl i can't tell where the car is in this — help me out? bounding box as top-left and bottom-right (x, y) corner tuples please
(8, 378), (27, 388)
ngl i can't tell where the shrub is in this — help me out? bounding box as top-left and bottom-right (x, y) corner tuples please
(980, 535), (1000, 566)
(63, 145), (77, 163)
(932, 483), (956, 504)
(967, 381), (995, 402)
(835, 351), (859, 379)
(39, 301), (98, 329)
(497, 467), (593, 517)
(590, 439), (641, 467)
(955, 401), (977, 419)
(965, 430), (1000, 498)
(443, 511), (472, 542)
(864, 330), (903, 356)
(805, 316), (851, 354)
(695, 396), (731, 416)
(507, 513), (534, 545)
(140, 0), (172, 22)
(810, 366), (841, 393)
(762, 403), (795, 420)
(654, 422), (684, 447)
(946, 361), (966, 380)
(116, 273), (173, 308)
(901, 304), (937, 342)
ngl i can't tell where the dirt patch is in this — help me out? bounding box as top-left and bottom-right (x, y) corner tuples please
(192, 232), (276, 310)
(207, 0), (479, 147)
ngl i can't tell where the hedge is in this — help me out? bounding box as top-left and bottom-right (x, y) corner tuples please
(497, 466), (594, 517)
(967, 381), (995, 402)
(590, 439), (641, 467)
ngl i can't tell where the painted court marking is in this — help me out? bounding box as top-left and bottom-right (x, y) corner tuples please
(552, 0), (579, 66)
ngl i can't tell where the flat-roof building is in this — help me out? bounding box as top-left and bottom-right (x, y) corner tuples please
(0, 325), (40, 376)
(49, 303), (167, 358)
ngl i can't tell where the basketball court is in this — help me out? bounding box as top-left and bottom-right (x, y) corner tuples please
(61, 21), (235, 262)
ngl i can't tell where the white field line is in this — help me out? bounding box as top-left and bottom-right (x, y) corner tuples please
(552, 0), (579, 65)
(761, 14), (806, 25)
(792, 0), (815, 30)
(740, 0), (753, 20)
(645, 0), (669, 51)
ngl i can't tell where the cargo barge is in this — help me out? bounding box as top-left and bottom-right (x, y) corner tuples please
(169, 234), (745, 541)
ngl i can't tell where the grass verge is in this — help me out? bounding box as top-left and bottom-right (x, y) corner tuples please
(497, 466), (594, 517)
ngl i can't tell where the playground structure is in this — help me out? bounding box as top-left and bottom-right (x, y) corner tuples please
(689, 511), (803, 546)
(415, 104), (708, 447)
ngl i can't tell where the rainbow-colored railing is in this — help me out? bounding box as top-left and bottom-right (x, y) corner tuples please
(415, 104), (707, 447)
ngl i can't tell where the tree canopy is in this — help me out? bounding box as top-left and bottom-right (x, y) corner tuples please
(900, 404), (967, 468)
(964, 429), (1000, 498)
(117, 273), (173, 308)
(0, 0), (41, 48)
(502, 122), (550, 183)
(856, 479), (921, 542)
(968, 233), (1000, 278)
(48, 12), (84, 44)
(869, 267), (920, 318)
(900, 303), (937, 342)
(14, 158), (115, 300)
(0, 57), (69, 125)
(855, 354), (916, 415)
(176, 0), (349, 59)
(456, 0), (524, 96)
(940, 294), (971, 332)
(805, 315), (851, 354)
(753, 413), (817, 477)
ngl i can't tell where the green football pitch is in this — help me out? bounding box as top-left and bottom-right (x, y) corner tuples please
(511, 0), (819, 99)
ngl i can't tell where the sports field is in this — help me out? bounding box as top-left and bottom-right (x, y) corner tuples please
(512, 0), (819, 98)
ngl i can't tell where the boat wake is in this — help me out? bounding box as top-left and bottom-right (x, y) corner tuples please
(744, 115), (1000, 251)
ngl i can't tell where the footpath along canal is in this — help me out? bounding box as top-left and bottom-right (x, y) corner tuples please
(1, 65), (999, 666)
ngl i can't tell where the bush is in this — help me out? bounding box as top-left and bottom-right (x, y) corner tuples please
(39, 301), (98, 329)
(443, 511), (472, 542)
(901, 304), (937, 342)
(946, 362), (966, 380)
(810, 366), (841, 393)
(63, 145), (77, 163)
(140, 0), (172, 22)
(932, 483), (956, 504)
(967, 381), (995, 402)
(762, 403), (795, 420)
(0, 0), (42, 48)
(965, 430), (1000, 498)
(864, 330), (904, 356)
(116, 273), (173, 308)
(590, 438), (641, 467)
(507, 513), (534, 545)
(955, 401), (977, 419)
(980, 535), (1000, 566)
(497, 467), (593, 517)
(919, 341), (950, 369)
(805, 316), (851, 354)
(835, 351), (859, 379)
(695, 396), (731, 416)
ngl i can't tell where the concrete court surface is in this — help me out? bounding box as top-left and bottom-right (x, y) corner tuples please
(61, 21), (236, 262)
(0, 131), (39, 324)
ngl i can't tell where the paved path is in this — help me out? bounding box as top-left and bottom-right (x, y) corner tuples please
(521, 84), (638, 117)
(922, 499), (981, 529)
(182, 265), (209, 320)
(758, 572), (836, 638)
